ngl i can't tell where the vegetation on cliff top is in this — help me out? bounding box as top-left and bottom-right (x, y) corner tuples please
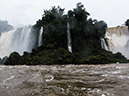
(5, 43), (128, 65)
(5, 2), (129, 65)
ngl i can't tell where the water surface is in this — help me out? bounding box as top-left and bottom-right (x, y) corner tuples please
(0, 64), (129, 96)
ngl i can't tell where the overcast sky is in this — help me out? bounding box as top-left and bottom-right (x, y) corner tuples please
(0, 0), (129, 27)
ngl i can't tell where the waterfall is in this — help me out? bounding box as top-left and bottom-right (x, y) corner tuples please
(100, 38), (108, 50)
(38, 26), (43, 46)
(126, 40), (129, 50)
(0, 30), (15, 58)
(0, 26), (37, 58)
(103, 26), (129, 58)
(67, 22), (72, 53)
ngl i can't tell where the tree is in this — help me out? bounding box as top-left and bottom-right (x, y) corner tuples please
(34, 3), (107, 53)
(74, 2), (90, 20)
(125, 19), (129, 26)
(94, 20), (107, 38)
(125, 19), (129, 30)
(34, 6), (68, 49)
(67, 3), (91, 53)
(42, 6), (65, 25)
(68, 2), (90, 26)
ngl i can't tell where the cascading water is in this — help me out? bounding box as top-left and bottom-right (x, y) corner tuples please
(101, 26), (129, 58)
(100, 38), (109, 50)
(38, 26), (43, 46)
(0, 30), (15, 58)
(0, 26), (37, 58)
(67, 22), (72, 53)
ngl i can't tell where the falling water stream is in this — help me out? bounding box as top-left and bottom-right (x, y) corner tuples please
(0, 26), (42, 58)
(0, 30), (15, 58)
(38, 26), (43, 46)
(67, 22), (72, 53)
(9, 26), (35, 56)
(100, 38), (108, 50)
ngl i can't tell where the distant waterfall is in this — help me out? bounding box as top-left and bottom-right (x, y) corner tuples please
(0, 30), (15, 58)
(102, 26), (129, 58)
(38, 26), (43, 46)
(67, 22), (72, 53)
(100, 38), (108, 50)
(0, 26), (37, 58)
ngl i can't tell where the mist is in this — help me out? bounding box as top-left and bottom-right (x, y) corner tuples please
(0, 20), (14, 34)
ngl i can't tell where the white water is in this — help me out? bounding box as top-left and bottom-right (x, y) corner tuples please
(0, 26), (37, 58)
(0, 30), (15, 58)
(67, 22), (72, 53)
(102, 26), (129, 58)
(38, 26), (43, 46)
(100, 38), (108, 50)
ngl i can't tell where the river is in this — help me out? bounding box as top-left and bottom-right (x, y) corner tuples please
(0, 64), (129, 96)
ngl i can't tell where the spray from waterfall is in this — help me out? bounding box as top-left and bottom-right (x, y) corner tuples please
(67, 22), (72, 53)
(38, 26), (43, 46)
(0, 26), (37, 58)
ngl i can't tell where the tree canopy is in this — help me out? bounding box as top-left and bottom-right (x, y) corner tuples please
(34, 2), (108, 53)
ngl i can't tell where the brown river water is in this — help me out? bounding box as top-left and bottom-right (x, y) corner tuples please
(0, 64), (129, 96)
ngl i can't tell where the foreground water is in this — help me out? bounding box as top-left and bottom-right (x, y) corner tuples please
(0, 64), (129, 96)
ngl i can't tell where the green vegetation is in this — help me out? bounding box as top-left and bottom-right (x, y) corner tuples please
(5, 44), (128, 65)
(5, 52), (25, 65)
(5, 2), (129, 65)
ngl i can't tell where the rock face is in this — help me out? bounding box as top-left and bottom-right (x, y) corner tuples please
(103, 26), (129, 58)
(106, 26), (129, 37)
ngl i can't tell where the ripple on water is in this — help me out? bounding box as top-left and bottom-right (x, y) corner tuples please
(45, 75), (54, 82)
(110, 70), (121, 74)
(0, 64), (129, 96)
(3, 76), (15, 85)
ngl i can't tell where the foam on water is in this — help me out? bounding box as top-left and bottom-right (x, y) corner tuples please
(0, 64), (129, 96)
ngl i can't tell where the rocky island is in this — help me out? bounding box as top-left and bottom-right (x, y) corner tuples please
(0, 3), (128, 65)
